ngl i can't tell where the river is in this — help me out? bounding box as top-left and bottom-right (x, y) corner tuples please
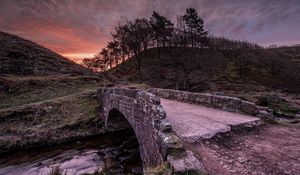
(0, 129), (143, 175)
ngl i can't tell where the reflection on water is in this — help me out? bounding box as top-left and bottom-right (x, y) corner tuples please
(0, 130), (143, 175)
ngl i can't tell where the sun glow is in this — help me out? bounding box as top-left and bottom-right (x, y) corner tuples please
(63, 53), (95, 63)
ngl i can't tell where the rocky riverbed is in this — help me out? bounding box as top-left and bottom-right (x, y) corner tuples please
(0, 130), (143, 175)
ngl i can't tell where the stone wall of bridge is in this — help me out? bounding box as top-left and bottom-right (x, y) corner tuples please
(148, 88), (274, 121)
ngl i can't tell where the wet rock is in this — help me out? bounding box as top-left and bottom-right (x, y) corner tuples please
(59, 153), (104, 175)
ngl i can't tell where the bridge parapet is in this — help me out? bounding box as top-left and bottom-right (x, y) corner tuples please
(149, 88), (274, 121)
(97, 87), (204, 174)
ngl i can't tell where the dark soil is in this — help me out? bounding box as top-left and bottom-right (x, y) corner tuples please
(190, 124), (300, 175)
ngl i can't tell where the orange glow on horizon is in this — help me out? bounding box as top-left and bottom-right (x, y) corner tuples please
(63, 53), (95, 63)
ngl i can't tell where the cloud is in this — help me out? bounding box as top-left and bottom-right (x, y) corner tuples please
(0, 0), (299, 60)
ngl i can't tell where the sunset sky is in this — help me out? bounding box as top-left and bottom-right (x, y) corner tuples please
(1, 0), (299, 62)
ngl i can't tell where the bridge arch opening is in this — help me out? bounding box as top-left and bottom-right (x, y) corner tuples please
(106, 108), (143, 174)
(107, 108), (132, 128)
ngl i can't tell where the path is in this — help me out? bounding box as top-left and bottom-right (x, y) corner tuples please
(161, 98), (262, 142)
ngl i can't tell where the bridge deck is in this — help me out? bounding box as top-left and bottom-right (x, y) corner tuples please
(161, 98), (262, 142)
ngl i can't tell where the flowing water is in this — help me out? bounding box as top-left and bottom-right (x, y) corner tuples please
(0, 130), (143, 175)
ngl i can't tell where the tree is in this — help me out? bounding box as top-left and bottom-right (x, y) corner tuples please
(111, 18), (152, 76)
(150, 11), (174, 48)
(82, 52), (107, 72)
(182, 8), (207, 48)
(112, 24), (131, 62)
(107, 40), (121, 66)
(149, 11), (174, 79)
(128, 18), (151, 75)
(100, 48), (111, 69)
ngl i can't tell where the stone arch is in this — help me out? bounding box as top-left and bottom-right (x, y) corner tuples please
(97, 88), (196, 174)
(107, 108), (143, 172)
(105, 106), (164, 172)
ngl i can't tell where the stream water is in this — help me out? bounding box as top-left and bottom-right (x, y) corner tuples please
(0, 130), (143, 175)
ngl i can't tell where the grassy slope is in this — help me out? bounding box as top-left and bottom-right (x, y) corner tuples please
(0, 90), (100, 152)
(0, 32), (113, 152)
(0, 75), (146, 153)
(0, 31), (93, 76)
(108, 47), (300, 92)
(0, 75), (107, 109)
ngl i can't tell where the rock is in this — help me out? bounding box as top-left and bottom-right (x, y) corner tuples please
(263, 94), (285, 104)
(167, 151), (205, 174)
(177, 92), (189, 102)
(241, 101), (258, 115)
(256, 110), (275, 122)
(159, 132), (185, 158)
(156, 106), (166, 119)
(43, 106), (53, 113)
(196, 93), (212, 105)
(237, 157), (247, 163)
(160, 121), (173, 133)
(212, 95), (242, 112)
(214, 91), (225, 96)
(163, 135), (182, 148)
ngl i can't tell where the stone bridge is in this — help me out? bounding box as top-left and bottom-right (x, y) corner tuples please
(97, 88), (273, 174)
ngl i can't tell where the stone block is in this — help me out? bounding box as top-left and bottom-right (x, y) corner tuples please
(187, 93), (198, 103)
(212, 95), (242, 112)
(156, 106), (166, 119)
(160, 133), (185, 156)
(175, 91), (188, 102)
(167, 151), (205, 174)
(196, 93), (212, 105)
(241, 101), (258, 115)
(256, 110), (275, 122)
(160, 121), (173, 133)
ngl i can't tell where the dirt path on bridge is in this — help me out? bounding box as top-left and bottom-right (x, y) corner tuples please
(161, 98), (262, 142)
(189, 124), (300, 175)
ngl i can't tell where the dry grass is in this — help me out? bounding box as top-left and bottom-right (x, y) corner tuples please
(0, 84), (105, 152)
(0, 75), (109, 109)
(0, 31), (93, 76)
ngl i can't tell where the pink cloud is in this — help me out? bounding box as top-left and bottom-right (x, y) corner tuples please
(0, 0), (299, 61)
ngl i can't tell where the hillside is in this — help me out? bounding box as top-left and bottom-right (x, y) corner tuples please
(108, 47), (300, 92)
(0, 31), (93, 76)
(0, 31), (108, 109)
(0, 32), (110, 153)
(107, 46), (300, 116)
